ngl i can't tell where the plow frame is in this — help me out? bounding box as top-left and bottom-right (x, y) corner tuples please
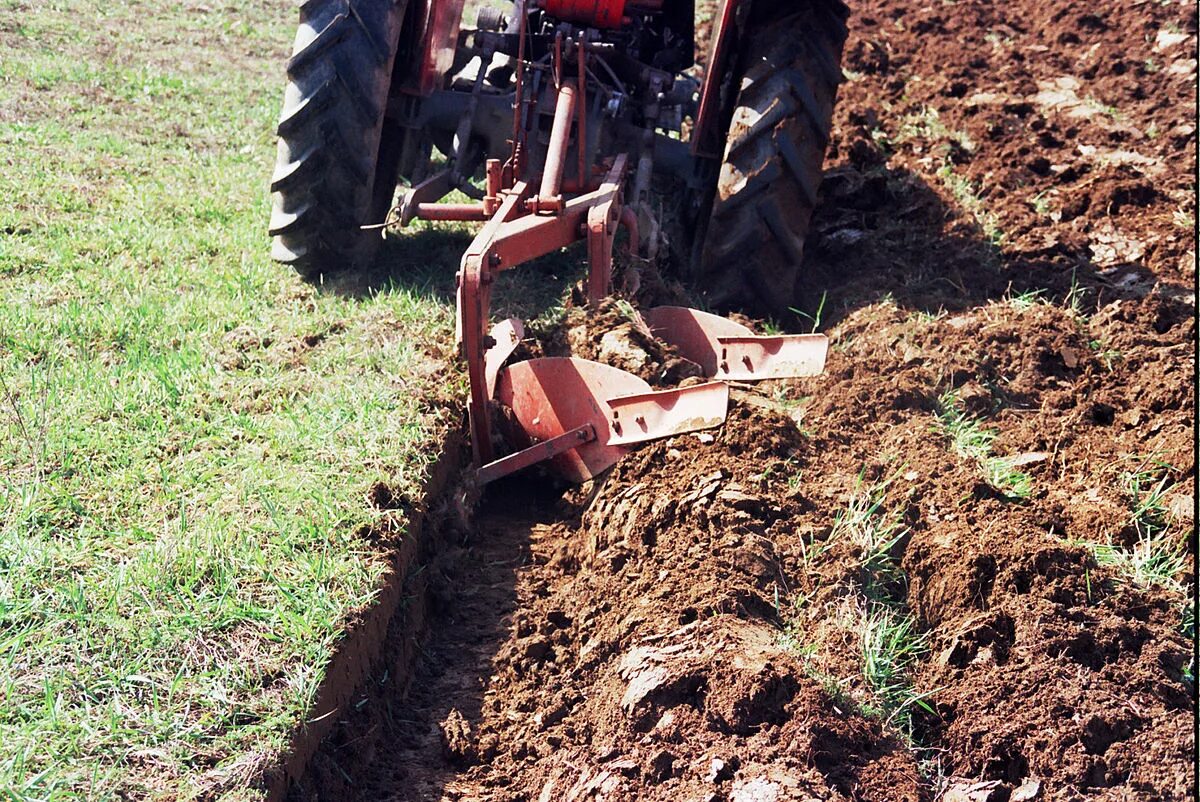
(456, 149), (632, 469)
(386, 0), (826, 485)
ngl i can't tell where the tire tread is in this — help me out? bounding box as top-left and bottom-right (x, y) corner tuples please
(695, 1), (848, 315)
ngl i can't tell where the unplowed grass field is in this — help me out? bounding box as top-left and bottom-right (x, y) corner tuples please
(0, 2), (477, 798)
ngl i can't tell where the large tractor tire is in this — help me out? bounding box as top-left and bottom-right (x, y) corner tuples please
(269, 0), (413, 282)
(694, 1), (849, 316)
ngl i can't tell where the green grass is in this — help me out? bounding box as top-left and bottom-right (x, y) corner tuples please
(1084, 469), (1189, 592)
(935, 162), (1004, 246)
(896, 106), (976, 154)
(935, 391), (1032, 500)
(859, 602), (935, 739)
(783, 469), (934, 746)
(1004, 287), (1047, 312)
(0, 2), (476, 798)
(831, 470), (908, 583)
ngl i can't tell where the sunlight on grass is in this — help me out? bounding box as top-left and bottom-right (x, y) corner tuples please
(0, 2), (461, 798)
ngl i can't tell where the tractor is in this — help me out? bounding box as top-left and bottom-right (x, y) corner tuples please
(269, 0), (849, 484)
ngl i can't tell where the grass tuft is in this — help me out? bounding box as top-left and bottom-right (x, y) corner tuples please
(1085, 470), (1188, 592)
(935, 162), (1004, 246)
(936, 391), (1032, 500)
(831, 470), (908, 584)
(860, 602), (936, 739)
(1005, 287), (1047, 312)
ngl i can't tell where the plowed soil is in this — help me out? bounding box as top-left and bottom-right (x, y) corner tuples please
(289, 1), (1195, 800)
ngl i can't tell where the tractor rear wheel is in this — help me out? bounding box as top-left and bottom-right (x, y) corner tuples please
(269, 0), (413, 282)
(693, 1), (849, 317)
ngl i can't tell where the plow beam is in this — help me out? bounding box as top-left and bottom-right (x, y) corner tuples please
(641, 306), (828, 381)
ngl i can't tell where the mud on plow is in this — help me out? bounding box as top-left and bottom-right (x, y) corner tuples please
(393, 3), (831, 484)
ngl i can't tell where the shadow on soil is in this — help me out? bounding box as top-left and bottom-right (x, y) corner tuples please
(319, 225), (585, 325)
(787, 163), (1191, 333)
(288, 477), (569, 801)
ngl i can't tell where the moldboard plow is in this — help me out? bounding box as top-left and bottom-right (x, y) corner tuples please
(269, 0), (850, 484)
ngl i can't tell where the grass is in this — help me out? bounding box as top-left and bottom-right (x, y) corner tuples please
(830, 473), (934, 741)
(0, 2), (489, 798)
(1005, 287), (1047, 312)
(896, 106), (976, 154)
(1090, 536), (1187, 592)
(935, 391), (1032, 500)
(831, 470), (908, 584)
(788, 290), (828, 333)
(935, 162), (1004, 246)
(1088, 339), (1124, 371)
(859, 603), (935, 739)
(783, 470), (935, 747)
(1085, 469), (1189, 592)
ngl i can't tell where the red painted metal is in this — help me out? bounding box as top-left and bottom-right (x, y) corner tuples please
(414, 0), (468, 96)
(606, 381), (728, 446)
(576, 40), (588, 190)
(458, 184), (532, 463)
(415, 203), (490, 221)
(619, 206), (639, 256)
(641, 306), (829, 380)
(585, 156), (629, 304)
(539, 81), (577, 202)
(456, 156), (629, 469)
(542, 0), (627, 29)
(476, 423), (596, 485)
(485, 158), (502, 213)
(691, 0), (742, 158)
(498, 358), (640, 482)
(496, 357), (727, 482)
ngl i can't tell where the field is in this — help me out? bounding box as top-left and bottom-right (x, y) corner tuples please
(0, 1), (465, 798)
(2, 0), (1196, 801)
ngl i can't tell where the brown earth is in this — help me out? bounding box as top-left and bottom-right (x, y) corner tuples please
(288, 1), (1195, 800)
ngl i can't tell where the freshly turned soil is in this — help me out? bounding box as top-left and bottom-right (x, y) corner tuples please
(289, 1), (1194, 800)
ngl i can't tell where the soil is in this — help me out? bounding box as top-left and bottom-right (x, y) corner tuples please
(287, 1), (1195, 800)
(521, 299), (704, 387)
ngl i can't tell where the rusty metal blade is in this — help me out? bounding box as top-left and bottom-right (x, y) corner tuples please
(642, 305), (828, 380)
(605, 381), (729, 446)
(477, 423), (596, 486)
(642, 306), (749, 376)
(497, 357), (730, 482)
(712, 334), (828, 380)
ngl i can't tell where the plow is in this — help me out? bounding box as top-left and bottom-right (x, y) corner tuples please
(270, 0), (849, 484)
